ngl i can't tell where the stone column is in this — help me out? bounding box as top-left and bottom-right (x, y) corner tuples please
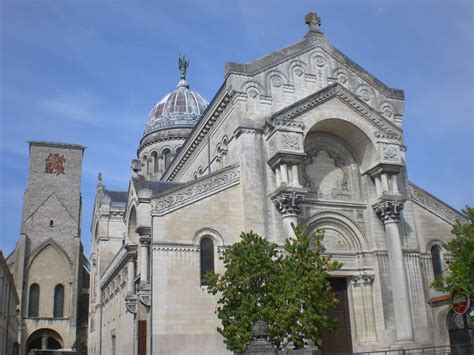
(280, 163), (289, 184)
(127, 254), (136, 295)
(275, 167), (281, 186)
(362, 274), (376, 342)
(136, 226), (151, 284)
(291, 164), (300, 186)
(373, 198), (413, 342)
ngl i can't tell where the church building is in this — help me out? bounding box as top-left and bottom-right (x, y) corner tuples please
(87, 12), (467, 354)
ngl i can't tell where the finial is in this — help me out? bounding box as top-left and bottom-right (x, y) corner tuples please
(178, 54), (189, 80)
(304, 12), (322, 34)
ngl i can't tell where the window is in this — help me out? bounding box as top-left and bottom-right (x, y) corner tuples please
(152, 152), (158, 173)
(200, 237), (214, 285)
(28, 284), (40, 317)
(163, 149), (172, 170)
(431, 245), (443, 279)
(54, 284), (64, 317)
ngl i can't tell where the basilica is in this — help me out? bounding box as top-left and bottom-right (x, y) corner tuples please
(83, 11), (467, 355)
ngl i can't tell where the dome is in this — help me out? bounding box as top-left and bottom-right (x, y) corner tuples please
(144, 57), (208, 136)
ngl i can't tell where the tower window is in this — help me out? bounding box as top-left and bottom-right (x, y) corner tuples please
(200, 237), (214, 285)
(53, 284), (64, 318)
(163, 149), (172, 170)
(28, 283), (40, 317)
(50, 220), (54, 227)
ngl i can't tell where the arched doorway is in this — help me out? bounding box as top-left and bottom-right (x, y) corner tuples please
(26, 328), (63, 352)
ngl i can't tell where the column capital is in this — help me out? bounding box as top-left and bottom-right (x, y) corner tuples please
(139, 235), (151, 246)
(271, 187), (307, 216)
(373, 195), (406, 223)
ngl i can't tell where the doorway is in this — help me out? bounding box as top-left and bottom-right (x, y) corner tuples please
(321, 278), (353, 353)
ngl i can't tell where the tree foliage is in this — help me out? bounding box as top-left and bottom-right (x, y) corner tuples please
(205, 228), (341, 352)
(431, 206), (474, 297)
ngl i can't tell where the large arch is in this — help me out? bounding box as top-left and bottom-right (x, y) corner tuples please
(26, 328), (63, 352)
(303, 118), (378, 173)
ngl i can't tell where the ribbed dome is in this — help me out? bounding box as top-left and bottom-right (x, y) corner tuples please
(144, 63), (208, 136)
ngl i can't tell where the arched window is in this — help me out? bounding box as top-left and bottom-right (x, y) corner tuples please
(431, 245), (443, 279)
(151, 151), (158, 173)
(142, 155), (149, 175)
(163, 149), (172, 170)
(200, 237), (214, 285)
(28, 284), (40, 317)
(54, 284), (64, 318)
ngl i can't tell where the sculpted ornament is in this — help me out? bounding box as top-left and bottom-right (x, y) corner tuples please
(281, 134), (301, 150)
(271, 76), (283, 88)
(45, 153), (66, 175)
(314, 55), (325, 67)
(382, 144), (399, 161)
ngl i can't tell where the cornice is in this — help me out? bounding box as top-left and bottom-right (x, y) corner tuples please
(28, 141), (86, 151)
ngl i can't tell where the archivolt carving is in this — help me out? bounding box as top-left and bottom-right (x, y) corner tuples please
(303, 211), (368, 252)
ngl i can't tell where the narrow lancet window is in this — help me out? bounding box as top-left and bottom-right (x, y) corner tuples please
(28, 283), (40, 317)
(54, 284), (64, 317)
(431, 245), (443, 279)
(200, 237), (214, 285)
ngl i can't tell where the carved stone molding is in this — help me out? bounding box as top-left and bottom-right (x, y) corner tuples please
(137, 282), (151, 307)
(151, 164), (240, 216)
(152, 245), (200, 253)
(373, 197), (406, 223)
(362, 274), (375, 286)
(409, 182), (467, 224)
(351, 276), (361, 288)
(139, 235), (151, 246)
(271, 188), (307, 216)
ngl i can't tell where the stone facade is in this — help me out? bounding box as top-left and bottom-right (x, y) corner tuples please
(6, 141), (90, 354)
(87, 12), (467, 355)
(0, 251), (20, 355)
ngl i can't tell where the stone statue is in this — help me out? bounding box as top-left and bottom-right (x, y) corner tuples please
(179, 54), (189, 80)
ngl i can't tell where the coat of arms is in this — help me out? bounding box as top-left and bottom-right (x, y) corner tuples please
(45, 153), (66, 175)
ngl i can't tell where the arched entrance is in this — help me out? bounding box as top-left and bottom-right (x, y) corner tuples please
(26, 328), (63, 352)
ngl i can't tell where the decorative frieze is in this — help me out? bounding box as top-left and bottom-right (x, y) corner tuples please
(151, 164), (240, 216)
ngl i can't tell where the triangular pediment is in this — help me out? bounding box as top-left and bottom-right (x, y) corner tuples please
(269, 83), (402, 137)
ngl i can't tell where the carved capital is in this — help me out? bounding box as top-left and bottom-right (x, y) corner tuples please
(373, 198), (405, 223)
(271, 190), (306, 216)
(139, 235), (151, 246)
(362, 274), (375, 286)
(351, 276), (361, 288)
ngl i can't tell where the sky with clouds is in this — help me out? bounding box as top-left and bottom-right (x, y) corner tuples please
(1, 0), (472, 257)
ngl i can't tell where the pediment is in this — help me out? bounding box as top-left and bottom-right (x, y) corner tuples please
(269, 83), (402, 138)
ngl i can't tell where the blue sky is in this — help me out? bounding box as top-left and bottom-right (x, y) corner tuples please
(1, 0), (472, 257)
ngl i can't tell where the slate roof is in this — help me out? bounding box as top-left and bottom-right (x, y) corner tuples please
(131, 176), (182, 197)
(104, 190), (128, 208)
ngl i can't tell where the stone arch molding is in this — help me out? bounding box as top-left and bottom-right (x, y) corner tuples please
(27, 238), (73, 273)
(303, 211), (368, 253)
(193, 228), (225, 247)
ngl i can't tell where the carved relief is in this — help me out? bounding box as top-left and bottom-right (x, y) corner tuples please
(382, 144), (399, 162)
(314, 55), (326, 67)
(281, 134), (301, 150)
(321, 229), (351, 252)
(266, 132), (304, 160)
(271, 76), (283, 88)
(45, 153), (66, 175)
(293, 67), (304, 77)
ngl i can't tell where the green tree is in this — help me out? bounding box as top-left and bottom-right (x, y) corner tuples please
(205, 228), (341, 352)
(72, 337), (87, 354)
(432, 206), (474, 297)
